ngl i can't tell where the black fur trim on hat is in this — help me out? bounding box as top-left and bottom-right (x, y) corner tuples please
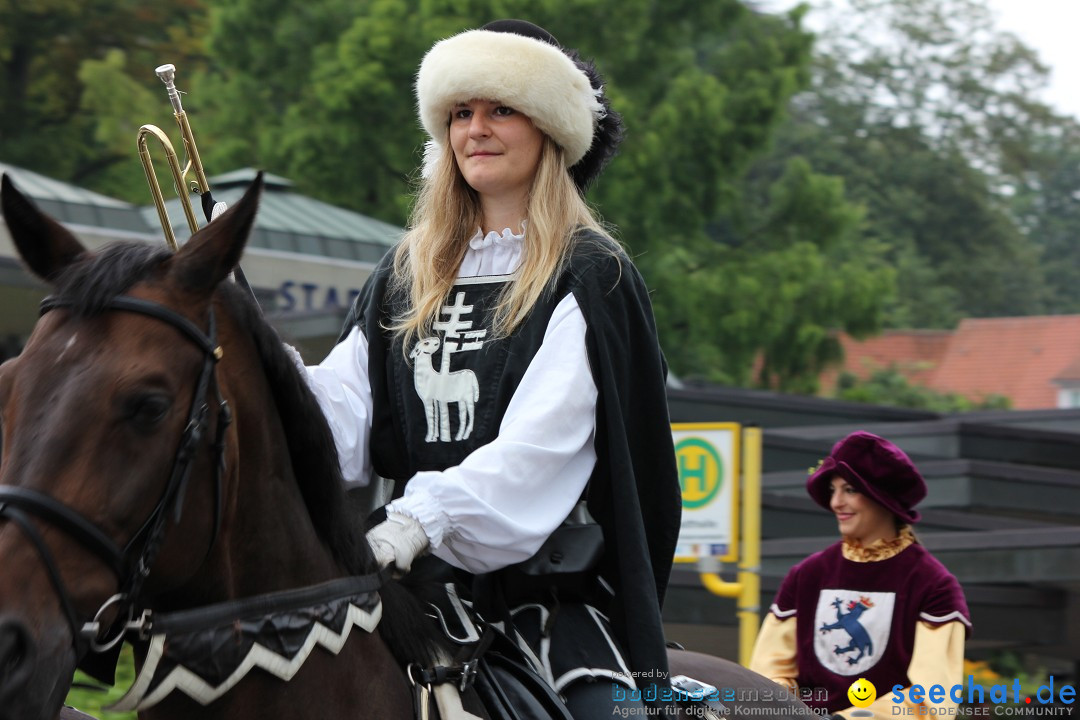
(567, 50), (625, 191)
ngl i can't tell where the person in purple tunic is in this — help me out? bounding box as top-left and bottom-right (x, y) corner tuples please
(749, 431), (971, 719)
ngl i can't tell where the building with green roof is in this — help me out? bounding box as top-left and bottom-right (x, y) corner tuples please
(0, 163), (402, 359)
(147, 168), (401, 264)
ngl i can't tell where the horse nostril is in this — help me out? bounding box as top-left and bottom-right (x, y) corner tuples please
(0, 618), (34, 693)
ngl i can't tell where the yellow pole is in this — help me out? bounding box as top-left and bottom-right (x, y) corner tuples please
(696, 425), (763, 664)
(737, 425), (762, 666)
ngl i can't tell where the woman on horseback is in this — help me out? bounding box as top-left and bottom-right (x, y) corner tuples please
(297, 19), (681, 718)
(749, 431), (971, 719)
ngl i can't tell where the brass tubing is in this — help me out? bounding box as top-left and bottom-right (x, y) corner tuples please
(137, 124), (202, 251)
(175, 110), (209, 196)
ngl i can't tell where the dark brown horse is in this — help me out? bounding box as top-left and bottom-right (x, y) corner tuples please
(0, 175), (417, 720)
(0, 174), (815, 720)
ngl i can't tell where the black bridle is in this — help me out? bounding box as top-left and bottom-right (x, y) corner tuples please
(0, 294), (230, 656)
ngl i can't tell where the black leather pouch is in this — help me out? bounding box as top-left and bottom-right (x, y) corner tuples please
(501, 502), (604, 602)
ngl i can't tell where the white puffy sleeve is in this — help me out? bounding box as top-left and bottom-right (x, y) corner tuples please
(293, 325), (375, 487)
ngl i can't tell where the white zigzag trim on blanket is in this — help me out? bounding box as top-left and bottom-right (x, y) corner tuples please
(769, 603), (797, 618)
(919, 610), (972, 627)
(107, 600), (382, 712)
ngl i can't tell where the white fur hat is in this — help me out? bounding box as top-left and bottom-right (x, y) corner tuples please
(416, 20), (622, 188)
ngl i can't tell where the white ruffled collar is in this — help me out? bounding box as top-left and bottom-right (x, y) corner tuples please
(468, 223), (526, 250)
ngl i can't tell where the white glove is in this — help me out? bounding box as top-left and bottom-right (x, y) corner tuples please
(283, 343), (322, 396)
(283, 343), (307, 373)
(366, 512), (430, 574)
(211, 201), (229, 221)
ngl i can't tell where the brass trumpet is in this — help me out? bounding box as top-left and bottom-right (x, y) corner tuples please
(137, 64), (210, 250)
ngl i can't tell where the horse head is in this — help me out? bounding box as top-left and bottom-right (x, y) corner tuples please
(0, 174), (262, 719)
(0, 174), (421, 720)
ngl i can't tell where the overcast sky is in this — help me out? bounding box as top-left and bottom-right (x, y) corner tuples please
(761, 0), (1080, 120)
(986, 0), (1080, 118)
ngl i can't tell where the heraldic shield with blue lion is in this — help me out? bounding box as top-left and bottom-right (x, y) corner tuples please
(813, 590), (896, 675)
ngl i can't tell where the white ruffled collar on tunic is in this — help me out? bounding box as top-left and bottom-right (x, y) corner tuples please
(458, 223), (525, 278)
(469, 225), (524, 249)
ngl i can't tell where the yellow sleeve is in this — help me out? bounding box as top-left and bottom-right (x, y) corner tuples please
(833, 621), (967, 719)
(747, 614), (799, 692)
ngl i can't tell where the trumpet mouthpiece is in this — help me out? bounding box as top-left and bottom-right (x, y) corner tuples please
(155, 64), (184, 114)
(156, 64), (176, 85)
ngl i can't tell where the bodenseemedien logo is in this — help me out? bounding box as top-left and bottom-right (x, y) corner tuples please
(890, 675), (1076, 716)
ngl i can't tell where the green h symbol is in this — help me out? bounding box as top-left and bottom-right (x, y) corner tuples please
(675, 438), (723, 509)
(680, 454), (708, 495)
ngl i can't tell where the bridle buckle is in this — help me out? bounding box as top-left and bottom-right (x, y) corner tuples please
(82, 593), (134, 653)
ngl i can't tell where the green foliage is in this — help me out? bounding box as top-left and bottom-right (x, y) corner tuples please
(197, 0), (470, 221)
(760, 0), (1061, 328)
(964, 651), (1055, 706)
(64, 645), (137, 720)
(836, 368), (1011, 412)
(0, 0), (208, 200)
(1009, 123), (1080, 312)
(650, 154), (894, 392)
(986, 651), (1051, 699)
(578, 2), (890, 390)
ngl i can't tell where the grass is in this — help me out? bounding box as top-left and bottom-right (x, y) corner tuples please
(63, 644), (138, 720)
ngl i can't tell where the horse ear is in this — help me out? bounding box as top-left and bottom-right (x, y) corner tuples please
(1, 174), (87, 282)
(170, 172), (263, 297)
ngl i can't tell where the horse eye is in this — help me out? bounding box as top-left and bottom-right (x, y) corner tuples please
(126, 394), (173, 429)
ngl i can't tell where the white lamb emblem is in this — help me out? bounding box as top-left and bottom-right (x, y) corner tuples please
(410, 336), (480, 442)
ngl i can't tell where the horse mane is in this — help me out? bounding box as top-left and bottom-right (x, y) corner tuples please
(220, 282), (372, 565)
(53, 242), (173, 315)
(219, 281), (443, 667)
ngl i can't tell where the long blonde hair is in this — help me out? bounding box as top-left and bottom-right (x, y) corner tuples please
(388, 134), (615, 350)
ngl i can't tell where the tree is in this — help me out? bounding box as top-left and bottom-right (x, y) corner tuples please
(836, 368), (1011, 412)
(676, 156), (894, 391)
(1009, 121), (1080, 313)
(776, 120), (1047, 325)
(562, 1), (891, 389)
(809, 0), (1060, 187)
(0, 0), (209, 200)
(761, 0), (1056, 328)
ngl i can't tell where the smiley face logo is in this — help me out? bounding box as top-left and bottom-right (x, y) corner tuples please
(847, 678), (876, 708)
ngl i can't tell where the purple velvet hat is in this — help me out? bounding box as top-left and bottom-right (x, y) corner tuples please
(806, 431), (927, 523)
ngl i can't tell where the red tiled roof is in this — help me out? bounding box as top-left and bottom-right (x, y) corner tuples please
(819, 330), (951, 392)
(822, 316), (1080, 409)
(1052, 356), (1080, 383)
(930, 316), (1080, 409)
